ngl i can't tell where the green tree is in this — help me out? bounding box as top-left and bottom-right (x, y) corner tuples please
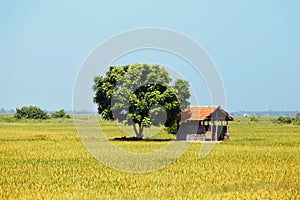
(93, 65), (129, 119)
(14, 106), (48, 119)
(51, 109), (70, 118)
(294, 112), (300, 125)
(272, 116), (294, 124)
(173, 79), (191, 109)
(93, 63), (191, 139)
(250, 116), (259, 122)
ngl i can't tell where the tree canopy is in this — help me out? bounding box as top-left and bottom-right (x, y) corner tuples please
(93, 63), (190, 138)
(14, 106), (49, 120)
(51, 109), (70, 118)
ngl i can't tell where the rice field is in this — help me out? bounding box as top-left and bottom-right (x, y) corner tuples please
(0, 115), (299, 199)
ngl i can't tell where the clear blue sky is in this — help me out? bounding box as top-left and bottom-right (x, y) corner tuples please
(1, 0), (299, 112)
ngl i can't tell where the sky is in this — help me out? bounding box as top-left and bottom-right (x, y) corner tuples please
(1, 0), (300, 112)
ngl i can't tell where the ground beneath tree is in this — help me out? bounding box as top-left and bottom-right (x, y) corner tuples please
(113, 136), (173, 142)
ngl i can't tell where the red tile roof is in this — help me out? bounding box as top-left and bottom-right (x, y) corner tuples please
(178, 106), (234, 121)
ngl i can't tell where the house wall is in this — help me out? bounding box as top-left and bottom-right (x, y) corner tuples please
(176, 120), (229, 141)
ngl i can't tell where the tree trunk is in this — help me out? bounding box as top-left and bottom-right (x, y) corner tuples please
(133, 123), (144, 139)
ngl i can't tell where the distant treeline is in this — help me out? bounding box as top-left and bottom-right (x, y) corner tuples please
(0, 108), (96, 115)
(231, 110), (299, 117)
(1, 108), (298, 117)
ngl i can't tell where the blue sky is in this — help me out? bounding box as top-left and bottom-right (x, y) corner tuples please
(1, 0), (299, 112)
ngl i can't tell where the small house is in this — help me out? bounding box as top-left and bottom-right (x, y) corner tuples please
(176, 106), (234, 141)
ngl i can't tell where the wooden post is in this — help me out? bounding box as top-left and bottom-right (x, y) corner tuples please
(212, 121), (216, 141)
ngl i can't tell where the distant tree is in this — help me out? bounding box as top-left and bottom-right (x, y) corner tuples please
(14, 106), (48, 119)
(51, 109), (70, 118)
(93, 63), (190, 139)
(250, 116), (259, 122)
(272, 116), (294, 124)
(293, 112), (300, 125)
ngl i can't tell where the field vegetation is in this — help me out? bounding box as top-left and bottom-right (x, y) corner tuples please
(0, 115), (299, 199)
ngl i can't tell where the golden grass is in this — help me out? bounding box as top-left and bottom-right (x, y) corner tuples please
(0, 116), (299, 199)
